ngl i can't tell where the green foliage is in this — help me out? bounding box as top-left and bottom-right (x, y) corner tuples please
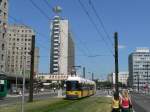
(0, 97), (111, 112)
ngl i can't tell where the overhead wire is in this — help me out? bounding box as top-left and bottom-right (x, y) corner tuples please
(30, 0), (50, 19)
(42, 0), (92, 57)
(28, 0), (112, 58)
(9, 14), (50, 43)
(43, 0), (109, 58)
(89, 0), (114, 46)
(77, 0), (114, 56)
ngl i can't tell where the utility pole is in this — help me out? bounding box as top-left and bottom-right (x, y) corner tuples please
(29, 35), (35, 102)
(21, 56), (26, 112)
(114, 32), (119, 93)
(83, 67), (85, 78)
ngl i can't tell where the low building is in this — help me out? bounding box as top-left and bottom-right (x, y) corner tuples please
(38, 73), (70, 81)
(107, 72), (129, 85)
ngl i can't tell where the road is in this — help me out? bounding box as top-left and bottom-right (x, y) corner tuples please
(94, 89), (113, 97)
(0, 91), (58, 107)
(131, 93), (150, 112)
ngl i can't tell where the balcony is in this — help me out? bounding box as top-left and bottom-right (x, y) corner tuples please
(53, 23), (59, 27)
(53, 64), (59, 66)
(53, 68), (58, 71)
(53, 55), (59, 58)
(54, 39), (59, 42)
(53, 31), (59, 35)
(53, 59), (58, 62)
(53, 27), (59, 30)
(54, 47), (59, 50)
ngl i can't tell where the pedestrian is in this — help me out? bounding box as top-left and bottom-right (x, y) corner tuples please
(111, 92), (120, 112)
(120, 90), (132, 112)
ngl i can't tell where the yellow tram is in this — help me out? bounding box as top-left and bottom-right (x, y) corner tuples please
(66, 76), (96, 99)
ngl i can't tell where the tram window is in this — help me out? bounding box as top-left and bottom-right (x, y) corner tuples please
(0, 85), (4, 92)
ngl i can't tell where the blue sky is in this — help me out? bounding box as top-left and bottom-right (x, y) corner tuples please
(8, 0), (150, 79)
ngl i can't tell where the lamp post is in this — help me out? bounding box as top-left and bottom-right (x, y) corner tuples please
(135, 72), (139, 93)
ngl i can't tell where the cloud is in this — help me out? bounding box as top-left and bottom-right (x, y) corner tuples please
(118, 45), (126, 49)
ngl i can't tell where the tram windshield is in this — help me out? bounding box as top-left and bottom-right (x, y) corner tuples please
(0, 85), (4, 92)
(66, 81), (79, 91)
(0, 80), (5, 92)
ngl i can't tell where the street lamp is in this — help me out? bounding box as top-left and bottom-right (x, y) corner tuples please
(135, 72), (139, 93)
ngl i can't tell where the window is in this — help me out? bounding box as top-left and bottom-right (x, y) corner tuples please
(3, 23), (7, 31)
(0, 10), (2, 15)
(0, 0), (2, 5)
(2, 33), (5, 38)
(2, 44), (4, 50)
(4, 2), (7, 9)
(0, 65), (3, 71)
(1, 54), (4, 60)
(4, 12), (6, 19)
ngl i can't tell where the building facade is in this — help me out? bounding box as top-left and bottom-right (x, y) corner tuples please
(50, 16), (75, 75)
(0, 0), (8, 73)
(129, 48), (150, 89)
(107, 72), (129, 85)
(6, 24), (39, 78)
(38, 73), (69, 81)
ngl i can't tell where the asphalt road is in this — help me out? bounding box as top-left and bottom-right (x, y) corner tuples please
(94, 89), (113, 97)
(0, 91), (58, 107)
(131, 93), (150, 112)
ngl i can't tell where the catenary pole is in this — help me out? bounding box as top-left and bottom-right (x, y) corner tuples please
(29, 35), (35, 102)
(114, 32), (119, 93)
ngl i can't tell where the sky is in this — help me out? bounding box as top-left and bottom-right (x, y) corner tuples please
(8, 0), (150, 79)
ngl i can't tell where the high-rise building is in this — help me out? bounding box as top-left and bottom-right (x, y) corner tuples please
(6, 24), (39, 78)
(128, 48), (150, 89)
(0, 0), (8, 73)
(50, 16), (75, 75)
